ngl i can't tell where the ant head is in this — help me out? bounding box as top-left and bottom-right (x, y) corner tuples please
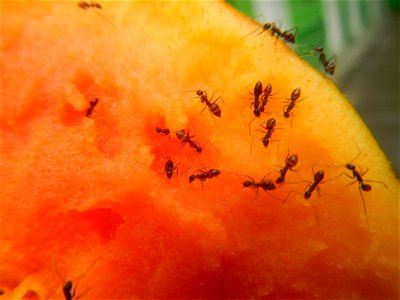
(283, 112), (290, 118)
(276, 176), (284, 184)
(175, 129), (186, 140)
(287, 154), (299, 168)
(361, 183), (372, 191)
(314, 170), (324, 182)
(291, 88), (301, 100)
(155, 127), (161, 133)
(314, 46), (323, 53)
(64, 280), (73, 292)
(196, 90), (204, 96)
(254, 81), (263, 97)
(254, 109), (261, 117)
(346, 163), (356, 171)
(304, 190), (311, 199)
(195, 146), (202, 153)
(243, 180), (253, 187)
(266, 118), (276, 129)
(89, 98), (99, 106)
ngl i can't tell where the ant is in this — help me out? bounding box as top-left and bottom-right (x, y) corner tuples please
(242, 175), (281, 202)
(276, 153), (299, 184)
(259, 118), (276, 148)
(247, 81), (263, 133)
(263, 22), (297, 44)
(155, 127), (170, 135)
(77, 1), (102, 10)
(283, 87), (301, 120)
(86, 98), (99, 117)
(163, 158), (179, 179)
(195, 90), (223, 118)
(304, 170), (325, 199)
(339, 152), (389, 229)
(175, 129), (202, 153)
(260, 83), (272, 113)
(189, 168), (221, 183)
(63, 280), (77, 300)
(313, 46), (336, 76)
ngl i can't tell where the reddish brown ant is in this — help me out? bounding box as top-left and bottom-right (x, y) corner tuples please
(283, 88), (301, 119)
(247, 81), (263, 134)
(276, 153), (299, 184)
(242, 175), (281, 202)
(78, 1), (102, 10)
(163, 158), (179, 179)
(175, 129), (202, 153)
(195, 90), (223, 118)
(241, 22), (297, 45)
(313, 46), (336, 76)
(339, 152), (389, 229)
(260, 83), (272, 113)
(86, 98), (99, 117)
(263, 22), (297, 44)
(304, 170), (325, 199)
(155, 127), (170, 135)
(259, 118), (276, 148)
(189, 168), (221, 183)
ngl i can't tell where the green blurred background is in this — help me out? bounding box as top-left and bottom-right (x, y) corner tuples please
(228, 0), (399, 175)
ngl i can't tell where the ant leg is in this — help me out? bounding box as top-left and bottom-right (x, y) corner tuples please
(203, 140), (220, 154)
(345, 181), (357, 188)
(282, 189), (303, 205)
(358, 187), (370, 230)
(248, 116), (256, 135)
(364, 179), (390, 192)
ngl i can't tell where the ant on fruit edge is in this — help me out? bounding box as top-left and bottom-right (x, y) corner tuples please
(336, 150), (390, 230)
(241, 21), (297, 45)
(77, 1), (102, 10)
(86, 98), (99, 118)
(53, 256), (100, 300)
(313, 46), (336, 76)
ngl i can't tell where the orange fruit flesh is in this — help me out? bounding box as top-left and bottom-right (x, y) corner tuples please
(1, 1), (398, 299)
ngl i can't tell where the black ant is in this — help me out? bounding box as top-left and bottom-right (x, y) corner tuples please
(78, 1), (102, 10)
(195, 90), (223, 118)
(163, 158), (179, 179)
(313, 46), (336, 76)
(189, 168), (221, 183)
(155, 127), (170, 135)
(276, 153), (299, 184)
(175, 129), (202, 153)
(247, 81), (263, 134)
(86, 98), (99, 117)
(283, 87), (301, 120)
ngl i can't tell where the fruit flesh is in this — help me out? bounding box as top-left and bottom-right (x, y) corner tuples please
(1, 1), (398, 299)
